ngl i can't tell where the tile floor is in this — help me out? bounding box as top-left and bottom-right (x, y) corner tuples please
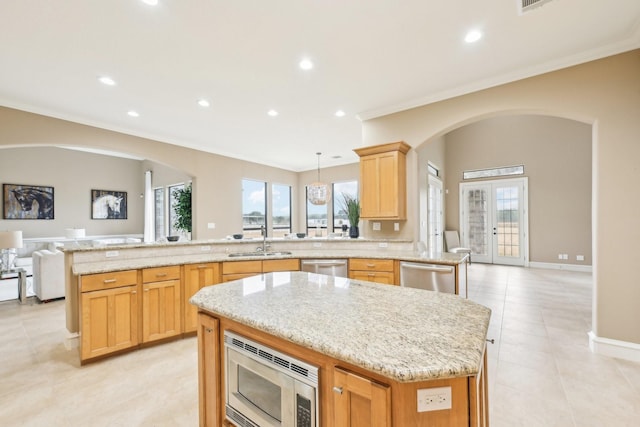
(1, 264), (639, 426)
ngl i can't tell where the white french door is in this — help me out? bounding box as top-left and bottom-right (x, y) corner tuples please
(427, 175), (444, 252)
(460, 178), (528, 266)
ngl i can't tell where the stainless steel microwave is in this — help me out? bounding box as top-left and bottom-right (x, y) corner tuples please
(224, 330), (319, 427)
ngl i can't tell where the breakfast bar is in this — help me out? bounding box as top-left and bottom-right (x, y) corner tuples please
(191, 271), (491, 427)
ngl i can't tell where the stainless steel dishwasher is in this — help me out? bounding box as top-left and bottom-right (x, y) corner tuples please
(399, 261), (456, 294)
(300, 259), (348, 278)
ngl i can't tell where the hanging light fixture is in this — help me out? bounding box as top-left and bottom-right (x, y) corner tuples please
(307, 152), (330, 205)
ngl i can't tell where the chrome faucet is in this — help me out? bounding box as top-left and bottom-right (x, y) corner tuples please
(257, 225), (270, 252)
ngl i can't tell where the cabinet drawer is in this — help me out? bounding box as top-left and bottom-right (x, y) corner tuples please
(350, 271), (395, 285)
(349, 258), (394, 272)
(222, 260), (262, 275)
(81, 270), (138, 292)
(262, 259), (299, 273)
(142, 265), (181, 283)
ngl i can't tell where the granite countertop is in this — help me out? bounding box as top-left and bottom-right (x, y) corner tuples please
(71, 249), (467, 275)
(190, 271), (490, 383)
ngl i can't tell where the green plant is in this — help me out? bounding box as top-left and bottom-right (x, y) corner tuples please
(172, 184), (192, 233)
(340, 193), (360, 227)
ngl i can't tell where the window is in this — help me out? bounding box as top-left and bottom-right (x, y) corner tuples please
(306, 190), (327, 237)
(332, 180), (358, 232)
(242, 179), (266, 238)
(463, 165), (524, 180)
(272, 184), (291, 238)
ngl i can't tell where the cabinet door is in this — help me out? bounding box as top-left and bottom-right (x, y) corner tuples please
(356, 141), (409, 220)
(184, 263), (220, 333)
(81, 285), (138, 360)
(142, 279), (182, 342)
(198, 313), (220, 427)
(333, 367), (391, 427)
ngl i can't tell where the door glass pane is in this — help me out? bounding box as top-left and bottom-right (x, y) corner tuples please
(427, 178), (443, 252)
(237, 365), (282, 422)
(272, 184), (291, 238)
(154, 188), (165, 240)
(242, 179), (266, 239)
(466, 188), (489, 256)
(496, 186), (520, 257)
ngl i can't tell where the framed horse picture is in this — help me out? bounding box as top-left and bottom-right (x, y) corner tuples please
(3, 183), (55, 219)
(91, 189), (127, 219)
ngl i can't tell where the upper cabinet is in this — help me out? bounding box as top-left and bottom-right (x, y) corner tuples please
(354, 141), (411, 220)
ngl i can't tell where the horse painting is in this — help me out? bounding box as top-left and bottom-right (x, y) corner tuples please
(91, 192), (127, 219)
(4, 185), (54, 219)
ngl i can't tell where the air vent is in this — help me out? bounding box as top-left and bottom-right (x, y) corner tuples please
(224, 331), (319, 385)
(519, 0), (554, 14)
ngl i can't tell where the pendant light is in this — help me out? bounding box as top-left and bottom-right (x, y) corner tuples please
(307, 152), (330, 205)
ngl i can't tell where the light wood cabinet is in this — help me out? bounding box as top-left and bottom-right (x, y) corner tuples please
(333, 367), (391, 427)
(349, 258), (396, 285)
(197, 313), (220, 427)
(222, 260), (262, 282)
(222, 258), (300, 282)
(80, 270), (138, 361)
(354, 141), (411, 220)
(262, 258), (299, 272)
(184, 263), (221, 333)
(141, 266), (182, 343)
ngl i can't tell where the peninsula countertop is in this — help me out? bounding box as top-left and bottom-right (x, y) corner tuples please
(190, 271), (490, 383)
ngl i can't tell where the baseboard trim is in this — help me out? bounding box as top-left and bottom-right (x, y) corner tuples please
(529, 261), (592, 273)
(588, 331), (640, 363)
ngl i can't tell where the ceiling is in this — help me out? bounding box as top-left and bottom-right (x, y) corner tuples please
(1, 1), (639, 172)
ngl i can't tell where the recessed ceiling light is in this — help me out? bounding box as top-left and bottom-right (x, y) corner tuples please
(335, 110), (346, 117)
(127, 110), (140, 117)
(464, 30), (483, 43)
(299, 58), (314, 70)
(267, 109), (279, 117)
(141, 0), (158, 5)
(197, 99), (210, 108)
(98, 76), (116, 86)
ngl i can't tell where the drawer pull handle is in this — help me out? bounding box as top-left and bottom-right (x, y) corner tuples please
(366, 264), (376, 268)
(198, 265), (208, 269)
(486, 338), (495, 344)
(367, 273), (375, 277)
(156, 273), (168, 277)
(333, 386), (343, 395)
(131, 291), (137, 295)
(103, 279), (117, 284)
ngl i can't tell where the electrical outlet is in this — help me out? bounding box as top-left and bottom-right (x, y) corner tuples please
(562, 254), (569, 260)
(105, 251), (119, 258)
(417, 386), (452, 412)
(577, 255), (584, 261)
(394, 222), (400, 231)
(207, 222), (216, 229)
(313, 242), (322, 248)
(378, 242), (388, 248)
(200, 246), (211, 251)
(372, 222), (381, 231)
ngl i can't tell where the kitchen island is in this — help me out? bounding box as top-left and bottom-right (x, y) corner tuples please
(191, 271), (491, 427)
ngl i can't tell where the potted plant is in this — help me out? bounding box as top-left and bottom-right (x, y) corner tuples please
(172, 184), (192, 239)
(340, 193), (360, 238)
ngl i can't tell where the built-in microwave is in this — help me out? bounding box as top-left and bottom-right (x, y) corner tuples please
(224, 330), (319, 427)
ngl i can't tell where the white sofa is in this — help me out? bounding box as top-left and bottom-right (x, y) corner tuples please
(32, 249), (65, 301)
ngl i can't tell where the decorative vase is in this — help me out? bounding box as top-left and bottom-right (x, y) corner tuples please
(349, 226), (359, 239)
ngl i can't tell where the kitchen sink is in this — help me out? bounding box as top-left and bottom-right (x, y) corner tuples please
(228, 251), (292, 258)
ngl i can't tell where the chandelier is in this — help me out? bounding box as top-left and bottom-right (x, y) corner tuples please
(307, 152), (330, 205)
